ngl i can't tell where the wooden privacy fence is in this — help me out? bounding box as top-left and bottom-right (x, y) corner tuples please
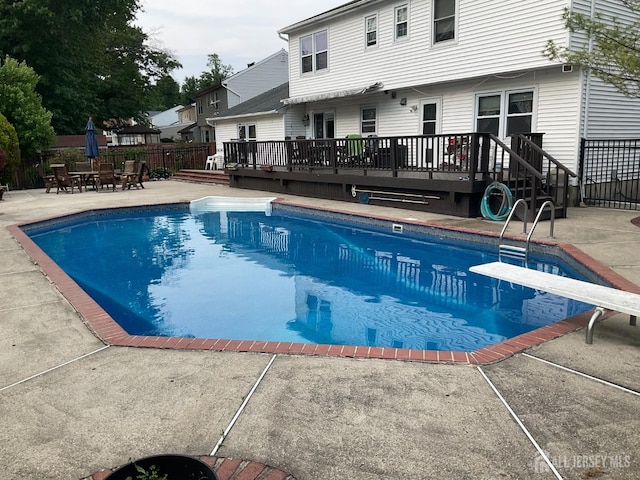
(99, 143), (215, 177)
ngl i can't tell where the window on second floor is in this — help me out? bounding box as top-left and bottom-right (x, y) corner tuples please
(365, 14), (377, 47)
(361, 107), (377, 134)
(434, 0), (456, 43)
(197, 99), (203, 115)
(210, 91), (220, 110)
(301, 30), (328, 74)
(395, 5), (408, 40)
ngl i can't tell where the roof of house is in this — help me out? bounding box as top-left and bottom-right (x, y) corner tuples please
(116, 125), (161, 135)
(195, 49), (288, 97)
(54, 135), (108, 149)
(210, 82), (289, 121)
(279, 0), (373, 34)
(148, 106), (184, 128)
(177, 122), (197, 134)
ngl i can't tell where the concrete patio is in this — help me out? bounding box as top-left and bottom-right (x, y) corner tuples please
(0, 181), (638, 479)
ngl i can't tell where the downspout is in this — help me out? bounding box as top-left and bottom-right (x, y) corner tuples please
(578, 0), (597, 199)
(581, 0), (597, 140)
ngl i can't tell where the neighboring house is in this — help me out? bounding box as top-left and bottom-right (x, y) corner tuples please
(211, 82), (291, 146)
(147, 105), (198, 141)
(193, 49), (289, 144)
(277, 0), (640, 177)
(111, 125), (161, 146)
(52, 135), (108, 154)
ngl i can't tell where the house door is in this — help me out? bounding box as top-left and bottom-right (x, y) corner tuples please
(420, 98), (441, 135)
(313, 112), (335, 139)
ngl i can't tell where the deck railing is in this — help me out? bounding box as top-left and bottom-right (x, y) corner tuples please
(224, 133), (499, 178)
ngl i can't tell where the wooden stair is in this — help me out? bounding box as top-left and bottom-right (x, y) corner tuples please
(171, 169), (230, 186)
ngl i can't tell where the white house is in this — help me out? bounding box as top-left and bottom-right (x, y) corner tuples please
(212, 83), (290, 144)
(276, 0), (640, 176)
(194, 49), (289, 143)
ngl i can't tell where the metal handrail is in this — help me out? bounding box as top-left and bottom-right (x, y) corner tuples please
(499, 198), (528, 241)
(525, 200), (555, 253)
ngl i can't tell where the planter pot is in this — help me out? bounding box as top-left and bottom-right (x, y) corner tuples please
(104, 454), (218, 480)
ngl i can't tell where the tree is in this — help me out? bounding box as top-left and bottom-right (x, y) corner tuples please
(199, 53), (234, 87)
(147, 75), (182, 111)
(0, 0), (181, 134)
(179, 53), (234, 105)
(0, 56), (55, 159)
(544, 1), (640, 98)
(0, 112), (21, 186)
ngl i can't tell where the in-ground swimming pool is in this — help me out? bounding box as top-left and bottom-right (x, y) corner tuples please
(23, 201), (596, 352)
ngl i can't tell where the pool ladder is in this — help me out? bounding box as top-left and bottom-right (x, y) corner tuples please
(498, 199), (555, 262)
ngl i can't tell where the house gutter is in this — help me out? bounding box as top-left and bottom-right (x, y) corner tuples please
(278, 0), (385, 34)
(222, 81), (242, 103)
(209, 110), (280, 122)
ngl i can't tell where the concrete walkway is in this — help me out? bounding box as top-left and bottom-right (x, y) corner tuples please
(0, 181), (638, 480)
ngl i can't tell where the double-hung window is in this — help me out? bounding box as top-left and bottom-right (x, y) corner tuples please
(395, 5), (408, 40)
(434, 0), (456, 43)
(361, 107), (377, 134)
(301, 30), (328, 73)
(476, 91), (534, 137)
(365, 15), (377, 47)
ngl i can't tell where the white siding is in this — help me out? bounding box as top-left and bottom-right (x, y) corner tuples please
(584, 76), (640, 138)
(286, 0), (570, 98)
(226, 51), (289, 107)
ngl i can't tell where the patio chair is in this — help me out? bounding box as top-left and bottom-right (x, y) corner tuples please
(36, 163), (56, 193)
(124, 161), (146, 190)
(96, 162), (118, 191)
(51, 164), (82, 194)
(120, 160), (136, 189)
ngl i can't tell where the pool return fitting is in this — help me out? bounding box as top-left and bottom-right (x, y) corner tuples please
(351, 185), (440, 205)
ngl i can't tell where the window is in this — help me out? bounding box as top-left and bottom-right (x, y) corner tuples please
(210, 91), (219, 110)
(395, 5), (408, 40)
(361, 107), (377, 134)
(238, 123), (256, 141)
(197, 99), (203, 115)
(300, 30), (328, 73)
(506, 92), (533, 136)
(476, 95), (501, 136)
(365, 15), (377, 47)
(422, 103), (438, 135)
(434, 0), (455, 43)
(476, 91), (534, 137)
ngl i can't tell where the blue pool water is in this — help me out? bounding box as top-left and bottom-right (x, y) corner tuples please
(25, 206), (594, 352)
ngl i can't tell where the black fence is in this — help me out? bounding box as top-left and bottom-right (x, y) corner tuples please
(15, 143), (216, 188)
(580, 138), (640, 209)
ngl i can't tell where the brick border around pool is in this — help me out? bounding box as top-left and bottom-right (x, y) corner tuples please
(9, 205), (639, 366)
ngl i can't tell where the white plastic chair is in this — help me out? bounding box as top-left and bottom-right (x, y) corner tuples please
(204, 155), (215, 170)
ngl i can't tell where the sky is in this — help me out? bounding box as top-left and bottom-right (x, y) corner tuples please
(134, 0), (347, 85)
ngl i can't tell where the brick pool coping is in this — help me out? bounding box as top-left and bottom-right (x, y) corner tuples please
(8, 201), (640, 365)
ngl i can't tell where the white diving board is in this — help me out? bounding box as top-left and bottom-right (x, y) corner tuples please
(469, 261), (639, 344)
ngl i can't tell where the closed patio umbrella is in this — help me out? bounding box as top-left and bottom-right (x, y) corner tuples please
(85, 116), (100, 168)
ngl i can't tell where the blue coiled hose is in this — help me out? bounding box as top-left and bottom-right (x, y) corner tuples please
(480, 182), (513, 221)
